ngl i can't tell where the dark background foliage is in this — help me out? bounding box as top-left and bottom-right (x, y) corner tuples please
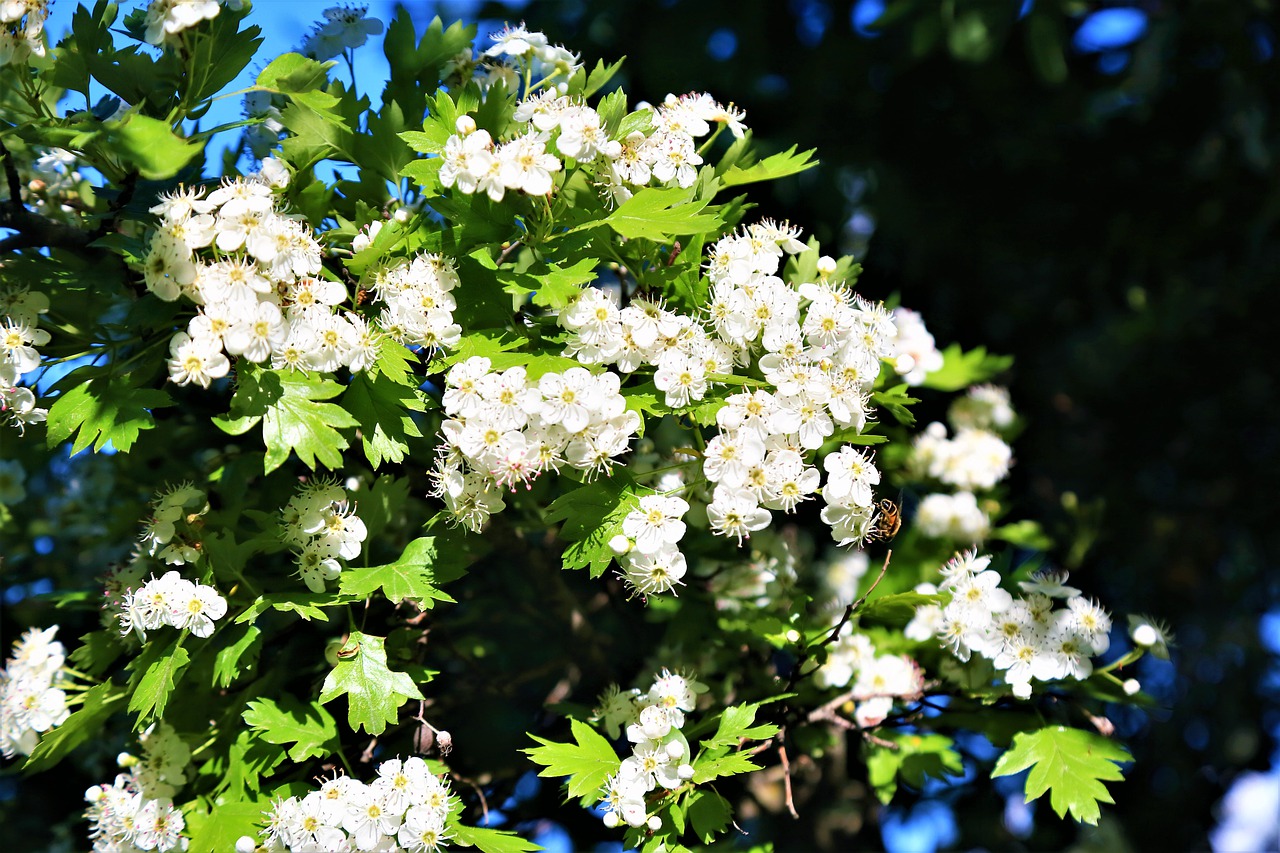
(453, 0), (1278, 848)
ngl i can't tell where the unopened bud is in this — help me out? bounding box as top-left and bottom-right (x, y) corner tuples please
(677, 763), (694, 780)
(455, 115), (476, 135)
(235, 837), (258, 853)
(117, 752), (137, 768)
(647, 815), (662, 831)
(1132, 624), (1159, 648)
(664, 740), (684, 759)
(1123, 678), (1141, 696)
(816, 255), (838, 277)
(609, 535), (632, 556)
(603, 812), (621, 828)
(393, 207), (412, 224)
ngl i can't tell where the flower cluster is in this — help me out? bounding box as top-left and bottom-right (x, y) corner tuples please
(889, 306), (944, 386)
(431, 357), (641, 530)
(0, 0), (49, 66)
(915, 491), (991, 542)
(367, 252), (461, 353)
(438, 27), (744, 205)
(140, 483), (209, 566)
(594, 670), (705, 829)
(118, 571), (228, 641)
(279, 479), (368, 592)
(0, 626), (69, 758)
(85, 769), (188, 853)
(143, 175), (379, 387)
(0, 284), (50, 433)
(815, 628), (923, 727)
(948, 384), (1016, 432)
(300, 4), (384, 61)
(484, 23), (579, 80)
(123, 722), (192, 800)
(561, 224), (898, 549)
(84, 723), (191, 851)
(612, 494), (691, 596)
(912, 421), (1013, 491)
(907, 387), (1017, 543)
(250, 757), (456, 852)
(142, 0), (221, 47)
(910, 551), (1112, 698)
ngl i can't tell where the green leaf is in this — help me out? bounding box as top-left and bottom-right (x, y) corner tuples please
(235, 592), (357, 624)
(523, 718), (620, 801)
(991, 520), (1054, 550)
(691, 751), (761, 785)
(992, 726), (1131, 825)
(372, 338), (420, 386)
(593, 187), (720, 241)
(359, 475), (411, 540)
(107, 115), (202, 180)
(24, 683), (124, 773)
(212, 625), (262, 689)
(865, 732), (964, 805)
(685, 789), (732, 844)
(701, 702), (779, 751)
(340, 537), (456, 608)
(220, 728), (287, 798)
(719, 145), (818, 188)
(243, 695), (340, 762)
(45, 373), (172, 454)
(128, 640), (191, 727)
(342, 372), (427, 468)
(871, 384), (919, 426)
(530, 258), (600, 309)
(859, 592), (943, 623)
(450, 824), (542, 853)
(319, 632), (424, 735)
(67, 630), (124, 678)
(187, 800), (277, 853)
(214, 367), (359, 473)
(543, 474), (647, 577)
(921, 343), (1014, 392)
(256, 53), (333, 93)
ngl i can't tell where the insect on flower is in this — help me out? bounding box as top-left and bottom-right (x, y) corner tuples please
(867, 498), (902, 543)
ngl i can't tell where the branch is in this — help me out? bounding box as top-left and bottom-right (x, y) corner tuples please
(0, 138), (22, 211)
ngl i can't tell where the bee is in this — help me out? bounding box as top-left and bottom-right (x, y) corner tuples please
(868, 498), (902, 543)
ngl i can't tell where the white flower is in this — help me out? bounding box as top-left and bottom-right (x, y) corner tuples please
(167, 331), (230, 388)
(143, 0), (221, 46)
(622, 495), (690, 555)
(498, 132), (561, 196)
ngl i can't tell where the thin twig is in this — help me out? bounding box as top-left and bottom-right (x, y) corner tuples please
(778, 741), (800, 819)
(497, 239), (523, 265)
(814, 550), (893, 652)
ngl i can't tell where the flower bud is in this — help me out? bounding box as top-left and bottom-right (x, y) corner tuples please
(677, 763), (694, 780)
(647, 815), (663, 831)
(393, 207), (412, 224)
(1132, 624), (1158, 648)
(664, 740), (685, 759)
(816, 255), (838, 277)
(1123, 678), (1141, 696)
(455, 115), (477, 135)
(603, 811), (621, 828)
(235, 837), (258, 853)
(609, 535), (632, 556)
